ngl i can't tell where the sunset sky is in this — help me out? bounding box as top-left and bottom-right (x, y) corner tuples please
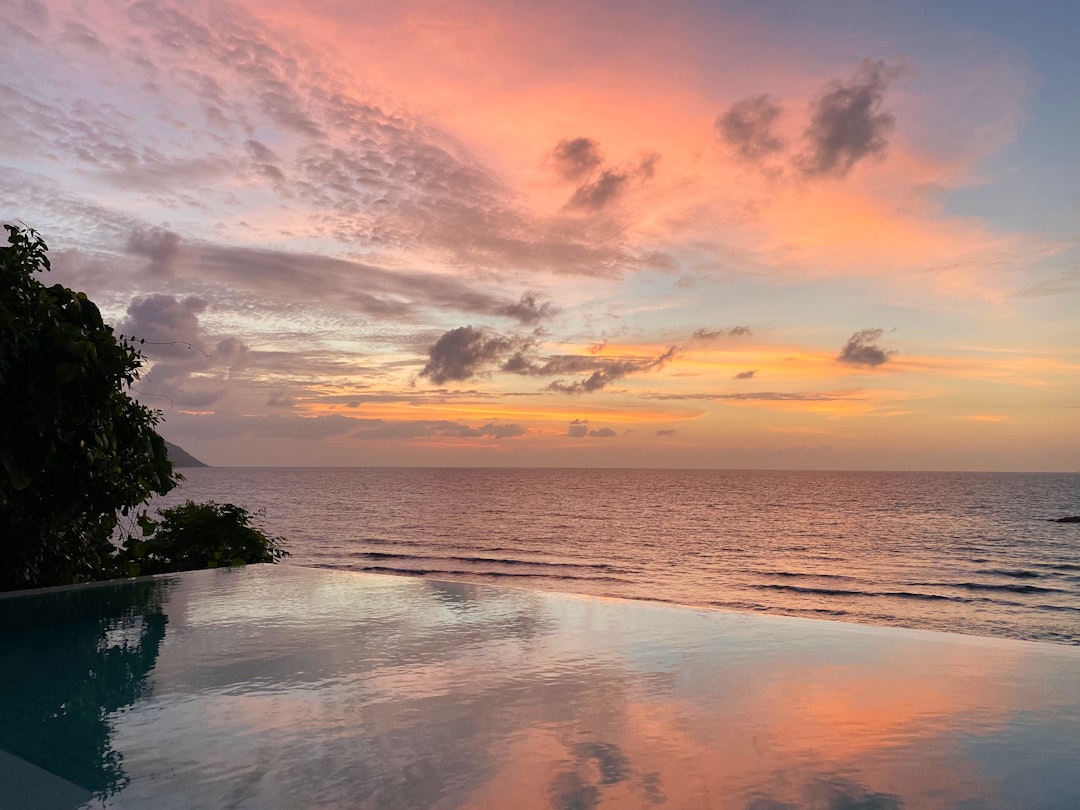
(3, 0), (1078, 469)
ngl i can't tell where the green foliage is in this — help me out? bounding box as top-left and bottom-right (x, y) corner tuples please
(119, 500), (288, 576)
(1, 224), (177, 590)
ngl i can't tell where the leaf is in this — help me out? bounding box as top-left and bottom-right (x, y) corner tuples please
(2, 453), (33, 491)
(137, 512), (158, 537)
(56, 362), (81, 382)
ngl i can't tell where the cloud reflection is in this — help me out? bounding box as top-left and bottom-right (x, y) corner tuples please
(3, 568), (1078, 808)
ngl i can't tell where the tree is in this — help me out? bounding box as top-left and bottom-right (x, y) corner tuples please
(0, 224), (176, 589)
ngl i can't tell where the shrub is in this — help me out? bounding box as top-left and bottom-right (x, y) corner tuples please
(119, 500), (288, 576)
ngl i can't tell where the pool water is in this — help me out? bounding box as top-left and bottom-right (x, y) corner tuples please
(1, 566), (1079, 808)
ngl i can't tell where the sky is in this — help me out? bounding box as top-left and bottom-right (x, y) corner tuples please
(2, 0), (1078, 470)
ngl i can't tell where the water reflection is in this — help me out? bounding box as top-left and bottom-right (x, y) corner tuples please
(0, 578), (172, 800)
(1, 567), (1078, 809)
(747, 777), (901, 810)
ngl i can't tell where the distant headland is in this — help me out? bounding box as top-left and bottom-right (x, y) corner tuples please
(164, 441), (208, 468)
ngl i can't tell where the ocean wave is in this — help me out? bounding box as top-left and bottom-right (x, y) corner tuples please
(355, 564), (632, 584)
(985, 568), (1043, 579)
(1032, 603), (1080, 613)
(745, 582), (1053, 607)
(748, 583), (945, 600)
(1031, 562), (1080, 572)
(938, 582), (1067, 595)
(351, 537), (526, 555)
(757, 570), (864, 583)
(708, 600), (851, 619)
(351, 550), (631, 573)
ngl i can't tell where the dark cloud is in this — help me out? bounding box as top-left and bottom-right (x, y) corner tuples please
(420, 326), (530, 385)
(0, 83), (138, 173)
(553, 138), (659, 212)
(568, 170), (629, 210)
(645, 391), (849, 402)
(568, 742), (630, 787)
(692, 326), (752, 340)
(497, 292), (558, 325)
(352, 419), (525, 440)
(210, 336), (250, 374)
(637, 151), (660, 180)
(588, 427), (617, 438)
(716, 95), (785, 161)
(258, 88), (324, 137)
(154, 384), (225, 409)
(126, 227), (181, 276)
(315, 388), (517, 408)
(733, 369), (758, 380)
(0, 70), (238, 194)
(244, 139), (282, 181)
(479, 423), (526, 439)
(284, 100), (634, 275)
(799, 60), (899, 178)
(15, 0), (50, 29)
(419, 325), (678, 393)
(752, 776), (901, 810)
(552, 137), (603, 181)
(0, 171), (137, 261)
(566, 152), (661, 212)
(61, 21), (107, 53)
(165, 413), (353, 441)
(192, 243), (561, 324)
(99, 155), (237, 193)
(298, 133), (629, 275)
(117, 294), (262, 409)
(132, 356), (228, 410)
(2, 3), (641, 278)
(508, 354), (607, 377)
(656, 428), (676, 436)
(532, 346), (678, 394)
(544, 374), (611, 394)
(120, 294), (208, 358)
(168, 412), (525, 443)
(217, 349), (382, 383)
(567, 419), (589, 438)
(244, 415), (357, 440)
(1016, 274), (1080, 298)
(267, 392), (297, 408)
(836, 328), (894, 368)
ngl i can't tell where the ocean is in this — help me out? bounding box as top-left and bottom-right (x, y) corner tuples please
(152, 468), (1080, 645)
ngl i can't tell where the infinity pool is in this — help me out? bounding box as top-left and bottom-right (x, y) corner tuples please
(1, 566), (1078, 809)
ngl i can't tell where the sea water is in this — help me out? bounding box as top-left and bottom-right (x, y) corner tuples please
(151, 468), (1080, 644)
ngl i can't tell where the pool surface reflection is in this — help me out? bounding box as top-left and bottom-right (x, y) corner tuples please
(1, 566), (1078, 809)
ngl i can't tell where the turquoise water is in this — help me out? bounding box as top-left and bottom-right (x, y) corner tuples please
(156, 468), (1080, 643)
(2, 566), (1079, 808)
